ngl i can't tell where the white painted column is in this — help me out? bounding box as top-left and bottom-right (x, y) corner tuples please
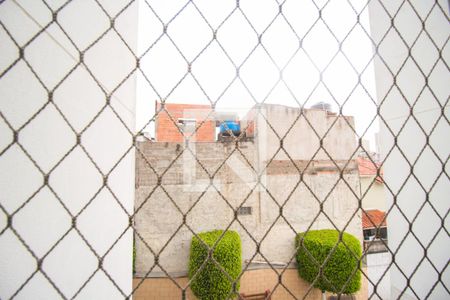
(0, 1), (138, 299)
(369, 1), (449, 299)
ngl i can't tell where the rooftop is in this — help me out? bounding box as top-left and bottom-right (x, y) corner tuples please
(362, 209), (387, 229)
(357, 157), (383, 183)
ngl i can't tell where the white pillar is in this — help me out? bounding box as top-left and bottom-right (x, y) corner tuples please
(369, 1), (449, 299)
(0, 1), (138, 299)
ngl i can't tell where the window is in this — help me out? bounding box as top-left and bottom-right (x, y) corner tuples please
(363, 227), (388, 241)
(237, 206), (252, 215)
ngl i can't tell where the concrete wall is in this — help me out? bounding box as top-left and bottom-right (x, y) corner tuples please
(360, 177), (386, 211)
(135, 141), (260, 276)
(0, 1), (138, 298)
(134, 106), (362, 277)
(369, 1), (450, 299)
(253, 105), (358, 162)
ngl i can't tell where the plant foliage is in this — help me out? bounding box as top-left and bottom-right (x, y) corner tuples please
(295, 229), (361, 294)
(188, 230), (242, 300)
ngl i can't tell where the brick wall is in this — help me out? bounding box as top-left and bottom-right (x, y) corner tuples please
(132, 268), (368, 300)
(155, 102), (215, 142)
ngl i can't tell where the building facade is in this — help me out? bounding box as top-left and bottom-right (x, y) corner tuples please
(135, 103), (363, 277)
(155, 101), (215, 142)
(358, 157), (386, 211)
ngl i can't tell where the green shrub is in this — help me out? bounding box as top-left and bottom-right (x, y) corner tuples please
(295, 229), (361, 295)
(188, 230), (242, 300)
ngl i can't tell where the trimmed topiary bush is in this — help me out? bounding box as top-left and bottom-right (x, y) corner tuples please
(188, 230), (242, 300)
(295, 229), (362, 295)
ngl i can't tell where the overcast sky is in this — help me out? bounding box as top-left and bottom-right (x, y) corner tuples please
(135, 0), (379, 150)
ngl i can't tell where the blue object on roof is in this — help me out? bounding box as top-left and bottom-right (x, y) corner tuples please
(220, 120), (240, 135)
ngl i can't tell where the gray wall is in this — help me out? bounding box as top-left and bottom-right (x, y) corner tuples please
(254, 104), (358, 162)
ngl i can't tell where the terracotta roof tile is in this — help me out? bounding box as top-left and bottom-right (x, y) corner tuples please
(357, 157), (383, 182)
(362, 209), (387, 229)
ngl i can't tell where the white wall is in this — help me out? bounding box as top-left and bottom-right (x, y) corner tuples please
(369, 1), (449, 299)
(366, 252), (391, 300)
(0, 1), (138, 298)
(360, 177), (386, 211)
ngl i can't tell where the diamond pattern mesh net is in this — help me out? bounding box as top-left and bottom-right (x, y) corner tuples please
(0, 0), (449, 299)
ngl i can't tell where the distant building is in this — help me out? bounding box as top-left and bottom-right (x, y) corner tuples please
(358, 157), (386, 211)
(358, 139), (380, 161)
(135, 103), (363, 277)
(362, 209), (388, 253)
(362, 209), (387, 239)
(155, 101), (215, 142)
(358, 157), (388, 253)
